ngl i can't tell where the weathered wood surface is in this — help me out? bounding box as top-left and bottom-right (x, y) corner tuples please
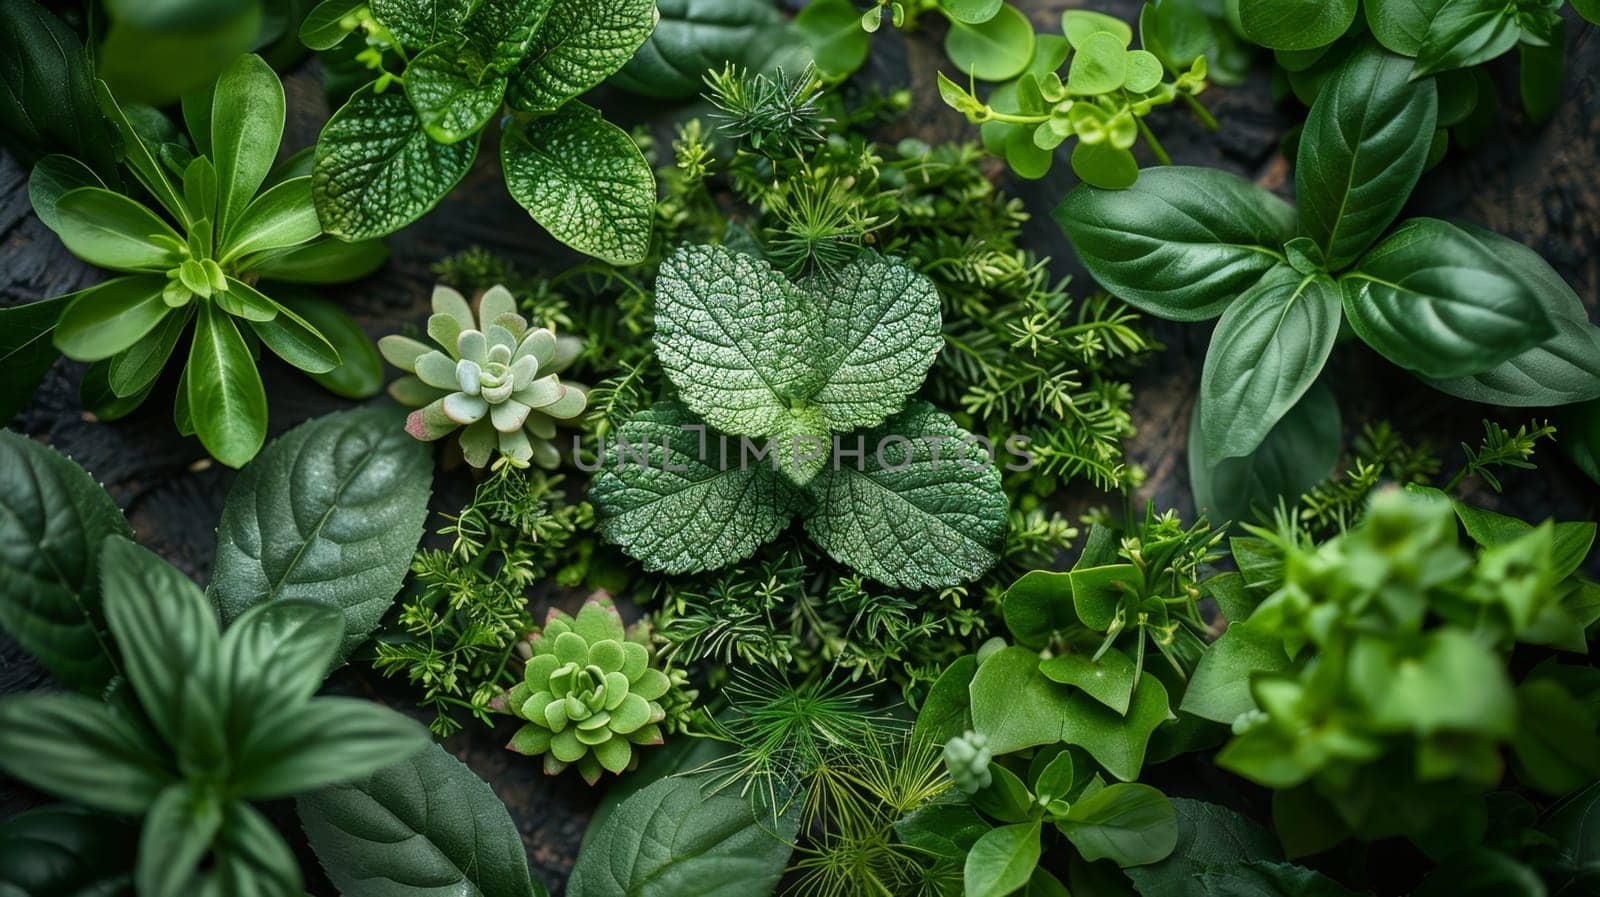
(2, 2), (1598, 891)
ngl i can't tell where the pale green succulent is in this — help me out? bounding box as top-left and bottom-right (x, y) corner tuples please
(379, 284), (587, 468)
(504, 595), (672, 783)
(944, 730), (993, 794)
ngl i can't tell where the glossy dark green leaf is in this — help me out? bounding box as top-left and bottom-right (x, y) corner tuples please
(212, 801), (303, 895)
(1365, 0), (1447, 56)
(1541, 780), (1600, 878)
(276, 291), (384, 398)
(1124, 799), (1282, 897)
(250, 235), (390, 283)
(912, 655), (978, 747)
(460, 0), (555, 74)
(220, 599), (344, 721)
(187, 301), (268, 467)
(53, 275), (172, 362)
(1415, 0), (1520, 76)
(50, 187), (182, 272)
(369, 0), (473, 48)
(0, 295), (68, 421)
(210, 405), (432, 662)
(0, 692), (172, 814)
(1341, 218), (1557, 380)
(1190, 382), (1341, 525)
(106, 305), (188, 398)
(300, 741), (546, 897)
(0, 0), (118, 176)
(501, 101), (654, 265)
(1055, 166), (1297, 321)
(404, 43), (505, 144)
(965, 822), (1041, 897)
(1195, 860), (1362, 895)
(505, 0), (653, 113)
(299, 0), (365, 49)
(794, 0), (870, 79)
(211, 54), (284, 242)
(1200, 266), (1340, 462)
(945, 3), (1035, 82)
(610, 0), (809, 99)
(1520, 23), (1565, 126)
(232, 697), (428, 799)
(1057, 783), (1177, 867)
(1296, 45), (1437, 270)
(0, 804), (137, 896)
(312, 83), (480, 240)
(1238, 0), (1358, 50)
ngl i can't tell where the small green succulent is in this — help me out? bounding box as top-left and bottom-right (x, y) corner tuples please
(943, 730), (994, 794)
(379, 284), (587, 468)
(504, 594), (674, 783)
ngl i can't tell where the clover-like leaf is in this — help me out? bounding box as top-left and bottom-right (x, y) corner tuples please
(505, 0), (656, 113)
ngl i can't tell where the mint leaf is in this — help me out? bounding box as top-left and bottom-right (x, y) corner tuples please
(312, 84), (480, 240)
(589, 402), (806, 574)
(500, 101), (653, 264)
(369, 0), (473, 48)
(404, 44), (507, 144)
(803, 402), (1008, 589)
(505, 0), (657, 113)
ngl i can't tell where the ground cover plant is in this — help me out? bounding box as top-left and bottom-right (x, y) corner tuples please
(1, 1), (1598, 896)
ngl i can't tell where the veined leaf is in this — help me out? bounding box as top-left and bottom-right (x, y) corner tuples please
(53, 275), (172, 362)
(211, 54), (285, 243)
(1365, 0), (1449, 56)
(187, 301), (267, 467)
(609, 0), (808, 99)
(94, 80), (188, 226)
(0, 0), (118, 176)
(1056, 783), (1178, 867)
(0, 692), (173, 815)
(300, 0), (366, 49)
(209, 405), (432, 663)
(137, 783), (222, 897)
(505, 0), (656, 113)
(500, 101), (654, 264)
(312, 83), (480, 240)
(230, 698), (429, 799)
(221, 176), (323, 262)
(1190, 382), (1341, 526)
(964, 823), (1041, 897)
(404, 43), (506, 145)
(460, 0), (555, 74)
(1238, 0), (1358, 50)
(0, 295), (69, 421)
(50, 186), (182, 272)
(1415, 0), (1521, 76)
(369, 0), (473, 48)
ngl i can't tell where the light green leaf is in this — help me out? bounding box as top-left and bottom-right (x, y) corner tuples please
(1181, 620), (1291, 723)
(590, 402), (806, 575)
(240, 290), (341, 375)
(1415, 0), (1521, 76)
(1062, 9), (1133, 48)
(1341, 218), (1557, 380)
(804, 403), (1008, 589)
(248, 235), (390, 283)
(209, 405), (433, 663)
(945, 2), (1035, 82)
(794, 0), (871, 79)
(94, 80), (188, 225)
(312, 83), (480, 240)
(943, 0), (1003, 24)
(49, 186), (182, 272)
(500, 101), (654, 264)
(222, 175), (323, 262)
(1189, 381), (1341, 526)
(0, 692), (173, 815)
(1068, 32), (1130, 94)
(1039, 647), (1138, 715)
(186, 301), (267, 467)
(210, 54), (285, 243)
(0, 431), (133, 692)
(298, 742), (546, 897)
(300, 0), (367, 49)
(276, 291), (386, 399)
(1200, 266), (1341, 462)
(1351, 629), (1516, 737)
(404, 43), (507, 144)
(27, 154), (106, 234)
(369, 0), (473, 48)
(964, 822), (1041, 897)
(53, 275), (173, 362)
(1238, 0), (1358, 50)
(1070, 141), (1140, 190)
(1054, 166), (1297, 321)
(1057, 783), (1177, 867)
(505, 0), (655, 113)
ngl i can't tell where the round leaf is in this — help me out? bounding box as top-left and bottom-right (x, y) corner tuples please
(945, 3), (1036, 82)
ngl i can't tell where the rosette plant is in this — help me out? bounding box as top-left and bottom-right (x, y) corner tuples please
(380, 284), (587, 467)
(503, 595), (674, 783)
(25, 53), (387, 467)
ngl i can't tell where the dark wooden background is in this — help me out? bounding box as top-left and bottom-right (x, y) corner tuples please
(2, 1), (1598, 892)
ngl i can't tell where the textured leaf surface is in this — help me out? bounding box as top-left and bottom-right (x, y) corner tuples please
(1238, 0), (1357, 50)
(209, 405), (432, 663)
(506, 0), (656, 112)
(1124, 800), (1282, 897)
(460, 0), (554, 74)
(610, 0), (807, 99)
(299, 741), (545, 897)
(404, 43), (507, 144)
(1341, 218), (1556, 380)
(501, 102), (653, 264)
(1365, 0), (1448, 56)
(0, 432), (132, 692)
(1296, 45), (1437, 270)
(1054, 167), (1297, 321)
(803, 403), (1007, 589)
(369, 0), (472, 48)
(312, 84), (479, 240)
(590, 402), (805, 574)
(1200, 266), (1340, 462)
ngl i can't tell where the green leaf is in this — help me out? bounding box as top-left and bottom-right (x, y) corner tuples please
(965, 822), (1041, 897)
(232, 697), (429, 799)
(97, 3), (261, 106)
(106, 302), (185, 398)
(1296, 45), (1438, 271)
(1365, 0), (1448, 56)
(276, 291), (385, 399)
(460, 0), (556, 74)
(53, 275), (172, 362)
(1124, 799), (1282, 897)
(590, 401), (806, 574)
(804, 403), (1009, 590)
(1057, 783), (1177, 867)
(210, 405), (433, 662)
(1039, 647), (1139, 715)
(1519, 23), (1565, 126)
(610, 0), (808, 99)
(95, 80), (188, 225)
(369, 0), (473, 48)
(1541, 780), (1600, 877)
(0, 432), (132, 693)
(1182, 620), (1291, 723)
(1415, 0), (1521, 76)
(27, 154), (107, 234)
(1341, 218), (1557, 380)
(300, 0), (366, 49)
(896, 802), (990, 856)
(249, 234), (390, 283)
(312, 83), (480, 240)
(210, 54), (284, 243)
(1001, 570), (1076, 649)
(1068, 32), (1130, 94)
(505, 0), (654, 112)
(500, 102), (654, 265)
(0, 692), (172, 814)
(405, 42), (506, 144)
(1413, 850), (1546, 897)
(1062, 9), (1133, 48)
(944, 0), (1003, 24)
(49, 186), (182, 272)
(1560, 399), (1600, 486)
(0, 295), (69, 422)
(1054, 166), (1297, 321)
(299, 741), (546, 897)
(233, 279), (341, 374)
(187, 301), (268, 467)
(1351, 629), (1515, 737)
(1195, 860), (1363, 896)
(0, 804), (137, 896)
(1238, 0), (1358, 51)
(1190, 382), (1340, 526)
(1200, 267), (1340, 462)
(945, 3), (1035, 82)
(794, 0), (871, 79)
(913, 655), (978, 747)
(567, 772), (797, 897)
(137, 783), (222, 897)
(220, 599), (343, 723)
(221, 175), (323, 262)
(0, 0), (118, 176)
(212, 801), (304, 895)
(1510, 677), (1600, 794)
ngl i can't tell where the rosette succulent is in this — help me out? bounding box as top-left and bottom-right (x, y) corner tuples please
(504, 595), (674, 782)
(379, 284), (587, 467)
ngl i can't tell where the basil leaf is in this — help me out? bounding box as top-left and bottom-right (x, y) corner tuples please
(1415, 0), (1521, 76)
(1341, 218), (1557, 380)
(213, 801), (303, 895)
(965, 822), (1041, 897)
(231, 697), (428, 799)
(944, 2), (1035, 82)
(0, 295), (69, 421)
(590, 401), (806, 575)
(218, 600), (343, 719)
(610, 0), (809, 100)
(312, 83), (480, 240)
(0, 0), (118, 176)
(404, 43), (506, 145)
(276, 291), (385, 399)
(187, 301), (268, 467)
(210, 54), (284, 243)
(1296, 45), (1437, 271)
(1237, 0), (1358, 50)
(369, 0), (472, 48)
(567, 772), (797, 897)
(804, 403), (1009, 590)
(299, 741), (546, 897)
(1189, 381), (1340, 526)
(220, 175), (323, 262)
(500, 101), (654, 264)
(0, 804), (137, 895)
(49, 186), (183, 272)
(1054, 166), (1296, 321)
(210, 405), (432, 662)
(1056, 783), (1177, 867)
(505, 0), (655, 113)
(53, 275), (173, 362)
(1365, 0), (1449, 56)
(1201, 266), (1340, 462)
(0, 692), (173, 814)
(0, 431), (133, 692)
